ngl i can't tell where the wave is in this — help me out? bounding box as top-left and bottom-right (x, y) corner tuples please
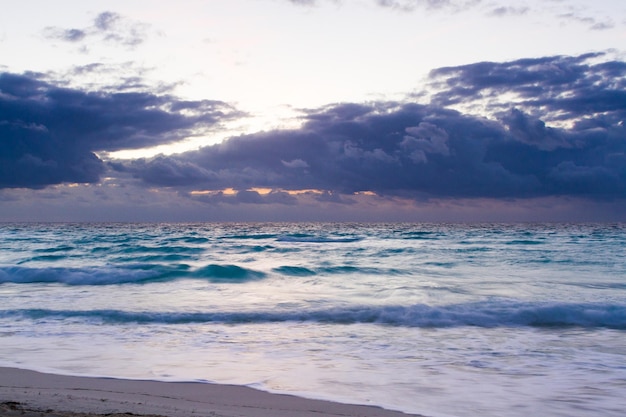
(272, 266), (317, 276)
(3, 302), (625, 329)
(506, 239), (546, 245)
(0, 265), (164, 285)
(192, 264), (265, 281)
(225, 234), (279, 240)
(0, 263), (399, 285)
(0, 262), (415, 285)
(23, 255), (68, 262)
(398, 231), (439, 240)
(276, 235), (363, 243)
(112, 245), (206, 255)
(33, 246), (75, 253)
(0, 264), (265, 285)
(272, 265), (405, 276)
(165, 236), (210, 244)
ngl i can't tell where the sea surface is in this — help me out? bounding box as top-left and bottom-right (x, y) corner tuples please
(1, 222), (625, 417)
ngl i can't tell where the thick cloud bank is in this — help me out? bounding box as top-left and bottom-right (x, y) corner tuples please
(124, 53), (626, 202)
(3, 53), (625, 206)
(0, 73), (238, 188)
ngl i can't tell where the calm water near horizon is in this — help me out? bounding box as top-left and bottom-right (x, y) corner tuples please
(1, 222), (625, 417)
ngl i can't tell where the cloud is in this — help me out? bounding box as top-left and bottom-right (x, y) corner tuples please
(286, 0), (480, 11)
(288, 0), (317, 5)
(0, 72), (241, 189)
(286, 0), (619, 30)
(188, 189), (298, 206)
(46, 62), (177, 95)
(488, 6), (529, 17)
(282, 158), (310, 168)
(94, 11), (120, 31)
(558, 12), (614, 31)
(427, 52), (626, 125)
(44, 11), (150, 48)
(48, 28), (87, 42)
(119, 53), (626, 203)
(375, 0), (480, 12)
(3, 52), (625, 216)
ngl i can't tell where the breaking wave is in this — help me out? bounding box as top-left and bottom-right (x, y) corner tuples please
(4, 302), (625, 329)
(0, 264), (265, 285)
(0, 262), (410, 285)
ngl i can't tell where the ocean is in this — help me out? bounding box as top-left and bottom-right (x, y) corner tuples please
(0, 222), (625, 417)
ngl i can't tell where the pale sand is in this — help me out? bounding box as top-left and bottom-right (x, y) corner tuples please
(0, 368), (422, 417)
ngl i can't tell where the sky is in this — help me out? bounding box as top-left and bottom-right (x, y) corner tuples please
(1, 0), (625, 222)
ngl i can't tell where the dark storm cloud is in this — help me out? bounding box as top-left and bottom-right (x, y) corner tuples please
(428, 53), (626, 125)
(122, 53), (626, 202)
(44, 11), (149, 48)
(0, 72), (240, 189)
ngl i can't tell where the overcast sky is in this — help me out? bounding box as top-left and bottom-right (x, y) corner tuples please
(1, 0), (625, 222)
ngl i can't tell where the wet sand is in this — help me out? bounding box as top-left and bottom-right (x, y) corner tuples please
(0, 367), (422, 417)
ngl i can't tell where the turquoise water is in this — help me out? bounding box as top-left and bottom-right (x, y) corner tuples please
(1, 223), (625, 416)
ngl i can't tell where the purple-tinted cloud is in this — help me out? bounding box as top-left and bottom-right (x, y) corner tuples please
(119, 53), (626, 203)
(427, 53), (626, 125)
(3, 52), (625, 208)
(0, 72), (241, 189)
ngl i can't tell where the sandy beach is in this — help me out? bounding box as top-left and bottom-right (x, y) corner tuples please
(0, 367), (421, 417)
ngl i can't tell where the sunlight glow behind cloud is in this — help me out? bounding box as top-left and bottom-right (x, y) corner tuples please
(1, 0), (625, 221)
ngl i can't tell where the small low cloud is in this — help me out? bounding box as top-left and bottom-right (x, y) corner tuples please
(375, 0), (480, 12)
(188, 189), (298, 206)
(282, 159), (310, 168)
(286, 0), (480, 12)
(288, 0), (317, 5)
(558, 12), (614, 31)
(44, 11), (151, 49)
(488, 6), (529, 17)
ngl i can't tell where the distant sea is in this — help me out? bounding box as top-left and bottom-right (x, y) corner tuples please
(1, 223), (625, 417)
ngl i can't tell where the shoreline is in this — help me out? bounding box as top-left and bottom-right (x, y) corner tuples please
(0, 367), (422, 417)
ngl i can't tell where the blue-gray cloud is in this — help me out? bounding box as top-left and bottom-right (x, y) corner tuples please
(121, 53), (626, 203)
(44, 11), (149, 48)
(427, 53), (626, 128)
(3, 52), (625, 205)
(0, 72), (241, 189)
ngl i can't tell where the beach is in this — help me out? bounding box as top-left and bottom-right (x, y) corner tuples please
(2, 223), (625, 417)
(0, 367), (419, 417)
